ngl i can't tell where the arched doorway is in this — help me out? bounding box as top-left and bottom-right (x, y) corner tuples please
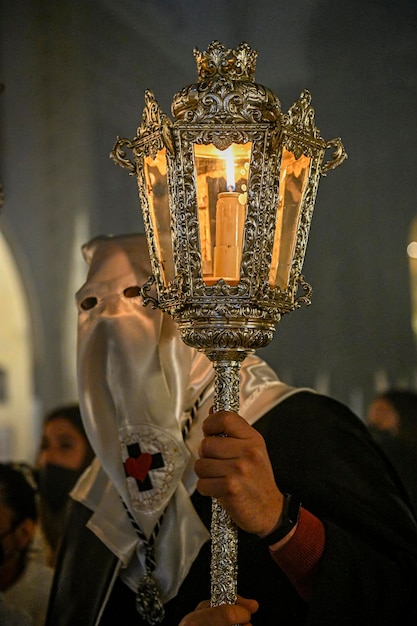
(0, 228), (39, 462)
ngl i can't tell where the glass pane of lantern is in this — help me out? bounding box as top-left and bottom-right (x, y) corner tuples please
(194, 142), (252, 285)
(144, 148), (175, 285)
(269, 148), (311, 290)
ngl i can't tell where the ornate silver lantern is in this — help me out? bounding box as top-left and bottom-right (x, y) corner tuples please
(111, 40), (346, 609)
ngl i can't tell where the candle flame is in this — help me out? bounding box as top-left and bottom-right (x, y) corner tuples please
(224, 146), (235, 191)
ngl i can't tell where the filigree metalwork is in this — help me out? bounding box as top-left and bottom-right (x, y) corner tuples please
(133, 90), (174, 158)
(283, 89), (322, 142)
(211, 498), (238, 607)
(111, 136), (137, 175)
(322, 137), (347, 174)
(179, 324), (275, 354)
(111, 91), (174, 175)
(172, 41), (280, 125)
(213, 361), (242, 411)
(195, 41), (257, 82)
(210, 359), (241, 607)
(140, 275), (159, 309)
(111, 40), (346, 611)
(135, 574), (165, 625)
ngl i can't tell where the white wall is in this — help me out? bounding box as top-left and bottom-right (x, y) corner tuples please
(0, 230), (38, 461)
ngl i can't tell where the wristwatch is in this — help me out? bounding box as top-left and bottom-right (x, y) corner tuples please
(258, 493), (301, 547)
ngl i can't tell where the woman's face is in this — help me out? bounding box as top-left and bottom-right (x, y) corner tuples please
(37, 417), (89, 470)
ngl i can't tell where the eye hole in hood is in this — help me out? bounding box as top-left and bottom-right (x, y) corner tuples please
(80, 296), (98, 311)
(123, 286), (141, 298)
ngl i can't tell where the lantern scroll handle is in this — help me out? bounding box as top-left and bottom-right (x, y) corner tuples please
(110, 137), (137, 175)
(320, 137), (347, 175)
(140, 276), (159, 308)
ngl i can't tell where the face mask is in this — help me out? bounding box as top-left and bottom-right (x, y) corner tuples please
(37, 463), (84, 512)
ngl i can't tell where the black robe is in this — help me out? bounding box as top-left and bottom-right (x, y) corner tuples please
(45, 392), (417, 625)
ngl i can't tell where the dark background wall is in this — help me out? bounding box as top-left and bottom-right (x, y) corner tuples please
(1, 0), (416, 426)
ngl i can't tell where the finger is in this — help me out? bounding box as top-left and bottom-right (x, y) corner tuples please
(202, 411), (254, 438)
(195, 457), (228, 478)
(236, 596), (259, 613)
(198, 434), (244, 460)
(196, 473), (243, 500)
(195, 456), (255, 489)
(178, 602), (257, 626)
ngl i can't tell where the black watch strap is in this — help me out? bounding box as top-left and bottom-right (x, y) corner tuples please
(258, 493), (301, 547)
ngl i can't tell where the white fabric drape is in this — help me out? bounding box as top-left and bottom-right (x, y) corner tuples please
(73, 234), (308, 601)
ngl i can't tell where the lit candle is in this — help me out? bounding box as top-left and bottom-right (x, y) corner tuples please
(213, 147), (246, 282)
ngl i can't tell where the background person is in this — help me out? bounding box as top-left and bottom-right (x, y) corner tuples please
(36, 403), (95, 565)
(0, 463), (53, 626)
(367, 389), (417, 514)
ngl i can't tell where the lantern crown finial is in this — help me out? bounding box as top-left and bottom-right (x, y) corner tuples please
(193, 41), (257, 83)
(172, 41), (280, 124)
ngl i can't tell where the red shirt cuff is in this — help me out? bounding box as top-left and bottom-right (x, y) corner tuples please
(269, 507), (325, 603)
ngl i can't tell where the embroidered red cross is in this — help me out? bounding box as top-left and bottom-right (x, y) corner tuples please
(123, 442), (164, 492)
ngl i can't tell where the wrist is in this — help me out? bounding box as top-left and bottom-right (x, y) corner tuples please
(258, 493), (301, 547)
